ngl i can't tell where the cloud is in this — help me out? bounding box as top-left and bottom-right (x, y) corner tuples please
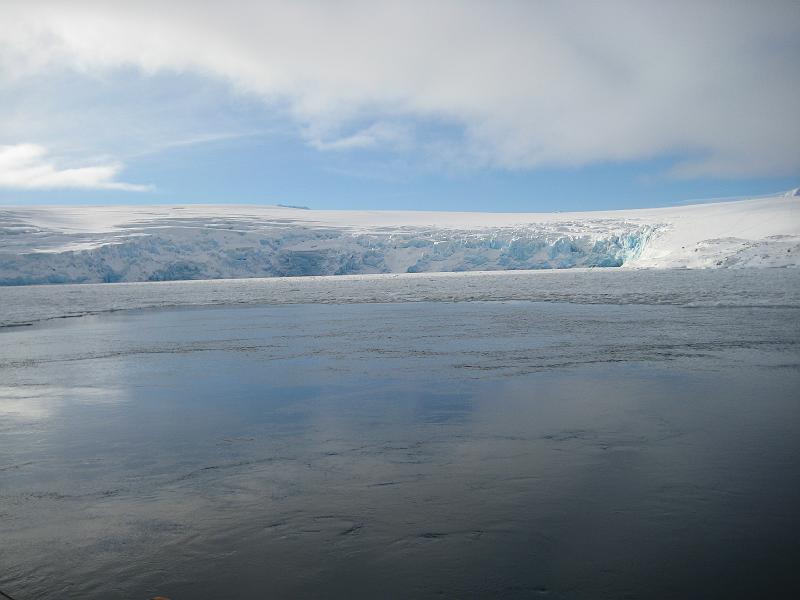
(307, 123), (412, 152)
(0, 0), (798, 178)
(0, 144), (150, 191)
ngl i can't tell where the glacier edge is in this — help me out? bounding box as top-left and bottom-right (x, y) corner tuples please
(1, 192), (798, 285)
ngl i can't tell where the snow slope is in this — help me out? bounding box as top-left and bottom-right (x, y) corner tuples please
(1, 191), (798, 284)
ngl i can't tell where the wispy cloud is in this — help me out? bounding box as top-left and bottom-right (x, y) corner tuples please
(123, 131), (265, 160)
(307, 123), (411, 152)
(0, 144), (151, 191)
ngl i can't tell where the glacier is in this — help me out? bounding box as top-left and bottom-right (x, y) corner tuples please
(0, 191), (798, 285)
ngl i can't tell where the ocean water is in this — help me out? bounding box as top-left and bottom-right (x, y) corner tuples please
(2, 268), (799, 329)
(1, 270), (799, 599)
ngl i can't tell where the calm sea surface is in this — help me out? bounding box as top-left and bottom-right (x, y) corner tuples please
(1, 270), (799, 599)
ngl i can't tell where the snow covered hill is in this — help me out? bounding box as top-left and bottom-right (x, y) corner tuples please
(1, 191), (798, 285)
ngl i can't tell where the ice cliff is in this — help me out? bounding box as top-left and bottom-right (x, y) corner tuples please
(1, 193), (797, 285)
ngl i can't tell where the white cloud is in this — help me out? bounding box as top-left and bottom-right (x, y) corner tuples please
(307, 122), (412, 152)
(0, 144), (150, 191)
(0, 0), (798, 178)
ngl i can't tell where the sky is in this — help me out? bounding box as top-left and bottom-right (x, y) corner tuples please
(0, 0), (798, 212)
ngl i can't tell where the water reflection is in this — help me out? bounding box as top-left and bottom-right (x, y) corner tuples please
(0, 385), (125, 423)
(1, 302), (799, 599)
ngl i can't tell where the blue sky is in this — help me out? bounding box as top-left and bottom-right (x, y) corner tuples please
(0, 1), (798, 212)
